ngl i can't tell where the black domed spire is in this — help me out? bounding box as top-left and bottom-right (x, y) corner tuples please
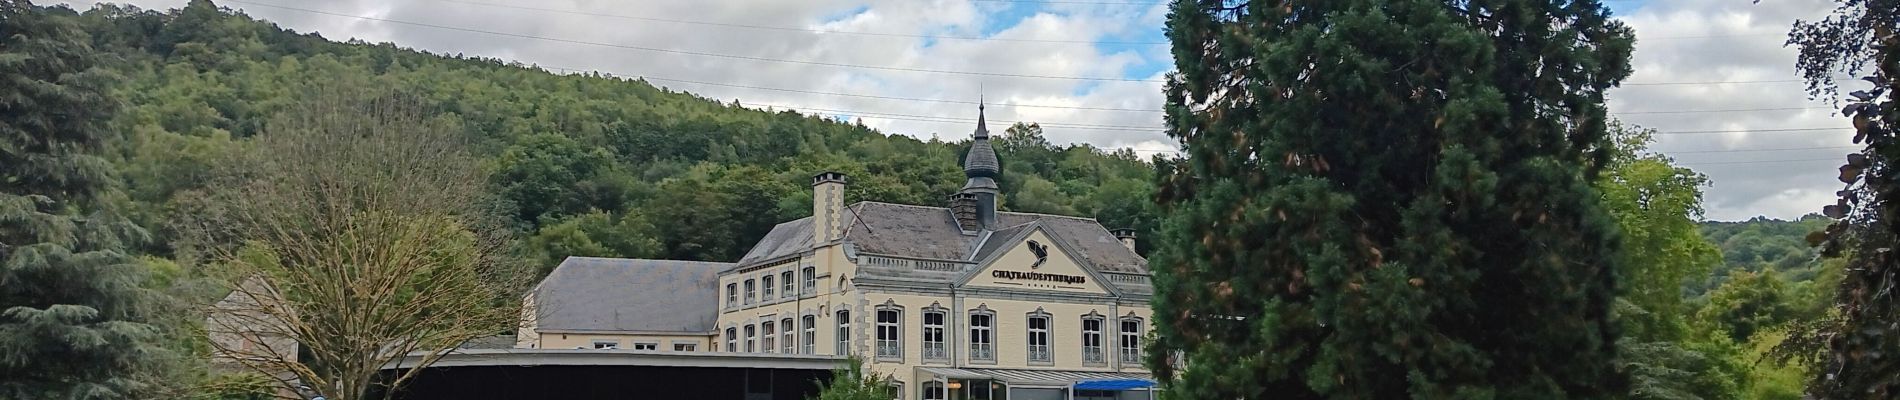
(963, 104), (1000, 179)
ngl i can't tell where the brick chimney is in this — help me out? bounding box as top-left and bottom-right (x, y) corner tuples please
(1111, 228), (1137, 251)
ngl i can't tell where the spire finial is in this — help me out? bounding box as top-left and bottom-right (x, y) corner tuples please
(974, 90), (989, 139)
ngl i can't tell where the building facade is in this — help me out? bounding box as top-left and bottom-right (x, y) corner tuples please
(519, 106), (1155, 400)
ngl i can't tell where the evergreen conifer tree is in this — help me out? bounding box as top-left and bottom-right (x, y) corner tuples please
(0, 1), (163, 398)
(1149, 1), (1633, 398)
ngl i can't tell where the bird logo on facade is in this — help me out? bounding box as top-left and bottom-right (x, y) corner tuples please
(1028, 240), (1048, 269)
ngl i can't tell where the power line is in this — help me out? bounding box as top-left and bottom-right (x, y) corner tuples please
(1654, 127), (1850, 135)
(547, 65), (1836, 116)
(228, 0), (1829, 87)
(1657, 145), (1857, 154)
(220, 0), (1159, 82)
(1621, 79), (1804, 87)
(1677, 158), (1840, 166)
(430, 0), (1168, 45)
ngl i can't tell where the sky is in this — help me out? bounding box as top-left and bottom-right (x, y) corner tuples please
(61, 0), (1855, 221)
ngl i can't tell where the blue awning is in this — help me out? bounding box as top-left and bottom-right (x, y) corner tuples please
(1074, 379), (1155, 391)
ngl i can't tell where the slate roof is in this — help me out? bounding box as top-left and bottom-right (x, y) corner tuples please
(533, 257), (729, 333)
(731, 202), (1150, 276)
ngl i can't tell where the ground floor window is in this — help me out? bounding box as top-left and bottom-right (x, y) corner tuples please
(837, 310), (851, 355)
(763, 321), (777, 353)
(725, 328), (736, 352)
(591, 340), (618, 349)
(674, 343), (696, 352)
(921, 381), (944, 400)
(632, 342), (658, 351)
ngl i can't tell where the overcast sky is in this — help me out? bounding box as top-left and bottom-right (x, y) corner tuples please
(63, 0), (1854, 221)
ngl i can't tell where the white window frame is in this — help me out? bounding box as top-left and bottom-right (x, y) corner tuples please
(673, 342), (697, 352)
(744, 279), (756, 305)
(745, 324), (757, 353)
(762, 320), (777, 353)
(781, 317), (795, 354)
(726, 283), (737, 308)
(1120, 316), (1144, 364)
(921, 381), (945, 400)
(969, 307), (995, 363)
(781, 271), (794, 298)
(1026, 311), (1052, 364)
(802, 267), (817, 293)
(725, 328), (737, 352)
(921, 307), (947, 362)
(876, 305), (903, 361)
(762, 275), (775, 300)
(592, 339), (619, 349)
(802, 315), (817, 354)
(836, 310), (851, 356)
(1082, 314), (1106, 365)
(632, 342), (659, 351)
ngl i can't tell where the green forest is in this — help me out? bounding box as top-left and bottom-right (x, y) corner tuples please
(1, 0), (1885, 399)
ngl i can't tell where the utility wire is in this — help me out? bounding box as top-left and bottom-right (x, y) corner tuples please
(430, 0), (1168, 45)
(228, 0), (1831, 87)
(221, 0), (1159, 82)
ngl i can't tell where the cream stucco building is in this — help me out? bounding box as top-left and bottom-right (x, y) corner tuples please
(518, 106), (1155, 400)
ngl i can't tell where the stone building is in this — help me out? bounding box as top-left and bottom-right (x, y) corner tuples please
(518, 106), (1155, 400)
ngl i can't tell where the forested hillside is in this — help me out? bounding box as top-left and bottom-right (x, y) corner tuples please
(72, 0), (1159, 272)
(1699, 215), (1837, 294)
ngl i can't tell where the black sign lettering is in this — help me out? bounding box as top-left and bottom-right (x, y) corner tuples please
(990, 270), (1087, 285)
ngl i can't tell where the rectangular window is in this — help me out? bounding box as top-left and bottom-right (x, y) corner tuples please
(744, 279), (756, 305)
(592, 340), (619, 349)
(969, 313), (993, 362)
(1027, 315), (1051, 363)
(1120, 319), (1144, 364)
(632, 342), (658, 351)
(725, 328), (736, 352)
(781, 271), (794, 298)
(836, 311), (851, 356)
(675, 343), (697, 352)
(726, 283), (737, 307)
(745, 325), (757, 352)
(762, 276), (775, 300)
(876, 308), (902, 359)
(922, 311), (946, 361)
(802, 315), (817, 354)
(1083, 318), (1105, 364)
(781, 318), (795, 353)
(802, 267), (816, 293)
(762, 321), (777, 353)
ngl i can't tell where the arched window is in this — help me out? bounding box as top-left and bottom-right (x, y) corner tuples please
(921, 381), (945, 400)
(802, 267), (817, 293)
(802, 315), (817, 354)
(781, 271), (794, 298)
(725, 328), (737, 352)
(969, 306), (995, 363)
(1026, 310), (1052, 364)
(762, 275), (775, 300)
(726, 283), (737, 308)
(745, 324), (757, 352)
(836, 310), (851, 355)
(1120, 316), (1145, 364)
(762, 320), (777, 353)
(876, 304), (903, 360)
(921, 305), (947, 361)
(781, 317), (795, 353)
(744, 279), (756, 304)
(1082, 313), (1107, 365)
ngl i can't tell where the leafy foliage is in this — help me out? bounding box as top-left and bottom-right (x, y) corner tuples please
(1150, 0), (1633, 398)
(1788, 1), (1900, 396)
(72, 0), (1160, 269)
(807, 357), (896, 400)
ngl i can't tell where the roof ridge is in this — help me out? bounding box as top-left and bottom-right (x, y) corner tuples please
(853, 200), (950, 211)
(997, 210), (1099, 221)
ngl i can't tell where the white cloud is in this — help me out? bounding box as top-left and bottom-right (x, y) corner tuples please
(60, 0), (1858, 220)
